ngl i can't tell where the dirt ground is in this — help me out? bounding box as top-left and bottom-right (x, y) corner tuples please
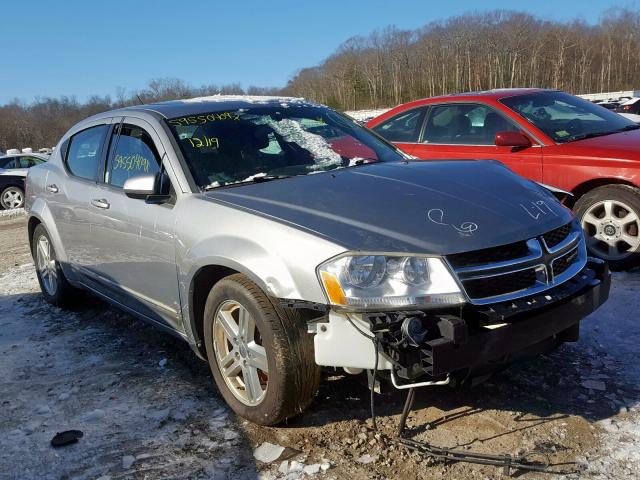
(0, 215), (31, 271)
(1, 215), (639, 480)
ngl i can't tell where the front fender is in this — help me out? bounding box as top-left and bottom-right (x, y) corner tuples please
(183, 235), (301, 300)
(178, 235), (315, 351)
(173, 196), (346, 347)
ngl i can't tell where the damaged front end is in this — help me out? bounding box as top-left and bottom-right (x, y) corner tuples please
(310, 220), (611, 390)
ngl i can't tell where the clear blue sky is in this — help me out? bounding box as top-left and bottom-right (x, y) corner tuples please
(0, 0), (630, 105)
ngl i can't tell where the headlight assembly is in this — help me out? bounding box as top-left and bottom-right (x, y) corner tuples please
(318, 253), (465, 310)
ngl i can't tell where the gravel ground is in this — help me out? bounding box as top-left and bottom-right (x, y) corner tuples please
(1, 215), (639, 480)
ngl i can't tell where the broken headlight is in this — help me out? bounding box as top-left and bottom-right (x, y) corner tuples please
(318, 254), (465, 310)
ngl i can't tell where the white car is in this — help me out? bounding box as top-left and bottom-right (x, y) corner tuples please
(619, 112), (640, 123)
(0, 153), (49, 209)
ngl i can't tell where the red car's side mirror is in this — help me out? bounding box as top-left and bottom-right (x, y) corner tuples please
(495, 131), (531, 148)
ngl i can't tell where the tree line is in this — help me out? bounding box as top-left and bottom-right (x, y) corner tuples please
(284, 9), (640, 110)
(0, 79), (279, 151)
(2, 8), (640, 150)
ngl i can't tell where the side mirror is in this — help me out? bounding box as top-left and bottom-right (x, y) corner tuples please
(123, 174), (158, 199)
(495, 131), (531, 148)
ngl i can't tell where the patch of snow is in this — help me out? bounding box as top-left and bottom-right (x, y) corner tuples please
(355, 453), (379, 464)
(344, 108), (391, 123)
(177, 95), (307, 105)
(303, 463), (321, 474)
(278, 460), (289, 474)
(243, 172), (268, 182)
(254, 442), (286, 463)
(347, 157), (375, 167)
(0, 208), (26, 219)
(288, 460), (304, 472)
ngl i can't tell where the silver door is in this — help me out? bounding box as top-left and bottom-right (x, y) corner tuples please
(47, 120), (114, 276)
(87, 117), (182, 332)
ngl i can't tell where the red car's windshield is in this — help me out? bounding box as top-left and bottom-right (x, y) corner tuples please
(500, 91), (638, 143)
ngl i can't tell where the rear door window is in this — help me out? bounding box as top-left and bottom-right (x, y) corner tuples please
(105, 124), (161, 188)
(66, 125), (109, 181)
(0, 157), (16, 169)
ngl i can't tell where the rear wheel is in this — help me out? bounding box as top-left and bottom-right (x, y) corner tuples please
(575, 185), (640, 270)
(32, 224), (76, 306)
(1, 186), (24, 209)
(203, 274), (320, 425)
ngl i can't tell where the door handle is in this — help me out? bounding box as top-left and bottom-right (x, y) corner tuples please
(91, 198), (110, 209)
(46, 184), (58, 193)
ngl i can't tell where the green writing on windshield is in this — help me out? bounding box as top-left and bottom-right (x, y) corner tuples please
(169, 112), (240, 127)
(188, 135), (219, 149)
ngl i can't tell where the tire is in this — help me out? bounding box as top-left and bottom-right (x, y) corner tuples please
(1, 186), (24, 209)
(203, 274), (320, 425)
(32, 224), (76, 306)
(574, 185), (640, 270)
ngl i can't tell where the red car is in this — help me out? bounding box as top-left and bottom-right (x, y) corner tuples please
(367, 88), (640, 268)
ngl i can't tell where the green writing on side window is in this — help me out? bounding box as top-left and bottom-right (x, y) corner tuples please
(113, 154), (151, 172)
(169, 112), (240, 127)
(188, 135), (219, 149)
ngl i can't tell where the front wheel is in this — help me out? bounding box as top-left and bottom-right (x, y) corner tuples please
(1, 186), (24, 209)
(203, 274), (320, 425)
(575, 185), (640, 270)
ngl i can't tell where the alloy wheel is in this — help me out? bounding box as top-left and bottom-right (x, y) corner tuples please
(2, 188), (24, 209)
(212, 300), (269, 406)
(36, 235), (58, 295)
(581, 199), (640, 261)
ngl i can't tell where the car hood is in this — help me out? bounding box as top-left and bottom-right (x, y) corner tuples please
(564, 128), (640, 160)
(204, 160), (573, 255)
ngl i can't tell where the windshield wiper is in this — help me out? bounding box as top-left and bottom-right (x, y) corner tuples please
(567, 123), (640, 142)
(203, 175), (291, 191)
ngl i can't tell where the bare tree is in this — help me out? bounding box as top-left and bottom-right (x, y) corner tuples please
(285, 9), (640, 110)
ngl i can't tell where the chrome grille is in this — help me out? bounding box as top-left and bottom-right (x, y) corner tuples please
(447, 221), (587, 305)
(542, 223), (573, 250)
(552, 245), (579, 277)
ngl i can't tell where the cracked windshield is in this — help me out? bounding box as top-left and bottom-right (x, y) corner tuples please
(165, 105), (403, 189)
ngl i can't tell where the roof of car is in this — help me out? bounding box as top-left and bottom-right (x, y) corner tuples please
(109, 95), (320, 119)
(366, 88), (556, 125)
(0, 152), (49, 159)
(426, 88), (549, 101)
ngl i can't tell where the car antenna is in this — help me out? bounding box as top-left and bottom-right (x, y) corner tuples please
(136, 94), (145, 105)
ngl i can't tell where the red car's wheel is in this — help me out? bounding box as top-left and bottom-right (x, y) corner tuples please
(575, 185), (640, 269)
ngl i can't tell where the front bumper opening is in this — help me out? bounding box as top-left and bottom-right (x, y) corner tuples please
(367, 259), (611, 387)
